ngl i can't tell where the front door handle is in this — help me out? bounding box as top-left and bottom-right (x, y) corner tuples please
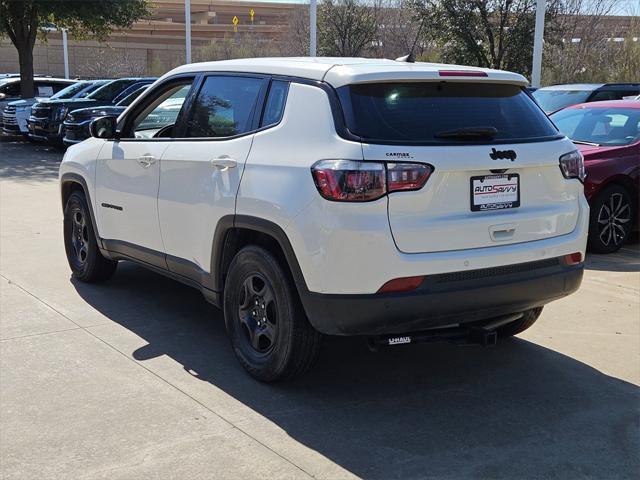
(211, 156), (237, 172)
(137, 155), (156, 168)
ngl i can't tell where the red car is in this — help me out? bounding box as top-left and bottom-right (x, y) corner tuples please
(551, 100), (639, 253)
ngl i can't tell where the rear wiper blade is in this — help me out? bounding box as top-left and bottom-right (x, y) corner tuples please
(434, 126), (498, 139)
(571, 139), (600, 146)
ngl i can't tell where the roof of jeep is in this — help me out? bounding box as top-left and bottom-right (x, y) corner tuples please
(165, 57), (529, 88)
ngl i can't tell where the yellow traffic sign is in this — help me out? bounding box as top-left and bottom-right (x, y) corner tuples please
(232, 15), (239, 32)
(250, 8), (255, 19)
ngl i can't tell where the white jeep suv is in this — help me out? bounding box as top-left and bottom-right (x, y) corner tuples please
(60, 58), (588, 381)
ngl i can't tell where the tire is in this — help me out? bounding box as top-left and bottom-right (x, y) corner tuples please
(588, 185), (635, 254)
(498, 307), (543, 337)
(223, 246), (321, 382)
(63, 190), (117, 282)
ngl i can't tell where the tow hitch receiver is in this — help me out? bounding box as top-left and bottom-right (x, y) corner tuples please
(468, 327), (498, 347)
(367, 313), (523, 351)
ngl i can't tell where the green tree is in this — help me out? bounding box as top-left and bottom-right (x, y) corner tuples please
(412, 0), (562, 78)
(318, 0), (381, 57)
(0, 0), (151, 97)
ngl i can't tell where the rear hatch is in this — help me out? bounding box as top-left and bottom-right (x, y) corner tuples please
(338, 81), (581, 253)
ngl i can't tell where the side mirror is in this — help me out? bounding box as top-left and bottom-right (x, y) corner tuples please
(89, 116), (118, 139)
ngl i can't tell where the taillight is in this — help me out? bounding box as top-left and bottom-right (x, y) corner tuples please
(387, 163), (432, 191)
(311, 160), (386, 201)
(311, 160), (433, 202)
(559, 150), (586, 182)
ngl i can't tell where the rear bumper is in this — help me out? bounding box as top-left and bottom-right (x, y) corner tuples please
(302, 258), (583, 335)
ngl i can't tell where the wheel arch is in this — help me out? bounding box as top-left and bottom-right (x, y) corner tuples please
(60, 172), (102, 245)
(211, 215), (311, 304)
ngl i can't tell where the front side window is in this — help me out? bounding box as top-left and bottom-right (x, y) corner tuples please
(132, 83), (192, 138)
(551, 107), (640, 146)
(184, 76), (263, 138)
(338, 82), (559, 144)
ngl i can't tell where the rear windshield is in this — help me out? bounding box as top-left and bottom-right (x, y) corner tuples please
(337, 82), (559, 144)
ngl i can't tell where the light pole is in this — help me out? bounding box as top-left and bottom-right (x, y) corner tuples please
(310, 0), (317, 57)
(62, 29), (69, 79)
(185, 0), (192, 63)
(43, 26), (70, 78)
(531, 0), (546, 87)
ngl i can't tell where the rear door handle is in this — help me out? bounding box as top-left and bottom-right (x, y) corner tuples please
(137, 155), (156, 168)
(211, 156), (237, 171)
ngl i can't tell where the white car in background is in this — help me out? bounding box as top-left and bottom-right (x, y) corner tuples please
(59, 58), (588, 381)
(0, 77), (76, 125)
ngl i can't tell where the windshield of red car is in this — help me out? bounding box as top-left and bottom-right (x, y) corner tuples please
(551, 107), (640, 146)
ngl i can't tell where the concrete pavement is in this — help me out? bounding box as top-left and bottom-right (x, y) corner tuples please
(1, 139), (639, 479)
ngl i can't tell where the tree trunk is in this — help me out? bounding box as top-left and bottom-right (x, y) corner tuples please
(2, 1), (39, 99)
(17, 43), (35, 99)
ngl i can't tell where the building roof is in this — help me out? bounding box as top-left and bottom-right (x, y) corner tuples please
(167, 57), (530, 87)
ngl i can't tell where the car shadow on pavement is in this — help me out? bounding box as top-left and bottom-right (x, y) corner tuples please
(0, 139), (62, 181)
(72, 262), (640, 479)
(585, 242), (640, 273)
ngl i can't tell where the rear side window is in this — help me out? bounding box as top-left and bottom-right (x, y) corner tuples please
(34, 82), (56, 96)
(261, 80), (288, 127)
(337, 82), (559, 144)
(184, 75), (263, 138)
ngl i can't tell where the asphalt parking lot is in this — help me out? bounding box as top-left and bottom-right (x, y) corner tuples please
(1, 138), (639, 480)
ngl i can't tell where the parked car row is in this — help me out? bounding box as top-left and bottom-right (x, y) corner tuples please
(2, 76), (156, 146)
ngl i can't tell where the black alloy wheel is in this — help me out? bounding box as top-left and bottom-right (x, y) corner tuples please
(588, 185), (634, 254)
(237, 273), (278, 355)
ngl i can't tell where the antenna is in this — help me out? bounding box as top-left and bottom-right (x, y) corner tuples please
(395, 15), (427, 63)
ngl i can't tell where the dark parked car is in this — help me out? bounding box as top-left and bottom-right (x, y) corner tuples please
(551, 100), (640, 253)
(534, 83), (640, 115)
(27, 77), (156, 145)
(63, 85), (150, 146)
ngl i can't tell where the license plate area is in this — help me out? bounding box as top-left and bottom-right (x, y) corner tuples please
(470, 174), (520, 212)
